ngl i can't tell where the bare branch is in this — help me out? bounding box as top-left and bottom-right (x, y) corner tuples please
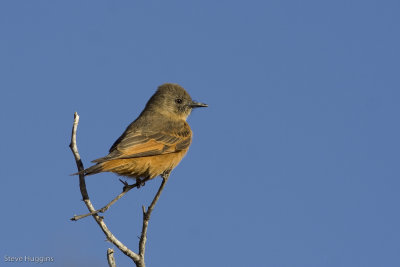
(139, 172), (169, 257)
(70, 178), (149, 221)
(69, 112), (88, 201)
(107, 248), (116, 267)
(69, 112), (143, 266)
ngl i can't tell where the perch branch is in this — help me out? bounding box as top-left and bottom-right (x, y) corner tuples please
(139, 173), (169, 257)
(70, 177), (150, 221)
(69, 112), (144, 266)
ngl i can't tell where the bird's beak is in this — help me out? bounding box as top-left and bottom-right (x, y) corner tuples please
(190, 100), (208, 108)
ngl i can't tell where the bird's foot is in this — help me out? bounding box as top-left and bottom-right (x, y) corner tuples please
(136, 178), (146, 188)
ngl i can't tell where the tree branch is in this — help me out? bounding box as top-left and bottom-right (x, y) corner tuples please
(70, 178), (149, 221)
(107, 248), (116, 267)
(69, 112), (144, 266)
(139, 172), (169, 257)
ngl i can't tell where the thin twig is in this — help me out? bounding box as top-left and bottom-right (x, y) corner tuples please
(69, 112), (144, 266)
(70, 178), (149, 221)
(69, 113), (89, 201)
(107, 248), (116, 267)
(139, 172), (169, 257)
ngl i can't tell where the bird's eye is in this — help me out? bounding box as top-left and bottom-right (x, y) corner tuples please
(175, 98), (183, 104)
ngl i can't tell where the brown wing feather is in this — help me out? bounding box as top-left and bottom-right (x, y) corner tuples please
(92, 122), (192, 163)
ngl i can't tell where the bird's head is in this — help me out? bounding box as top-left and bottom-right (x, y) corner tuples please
(145, 83), (207, 120)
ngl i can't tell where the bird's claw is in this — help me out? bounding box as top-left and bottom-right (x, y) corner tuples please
(136, 178), (146, 188)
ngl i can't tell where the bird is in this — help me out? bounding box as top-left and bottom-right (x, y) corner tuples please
(75, 83), (207, 184)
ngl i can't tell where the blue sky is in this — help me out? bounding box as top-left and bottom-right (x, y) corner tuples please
(1, 1), (399, 266)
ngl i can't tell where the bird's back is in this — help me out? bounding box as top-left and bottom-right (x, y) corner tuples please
(83, 113), (192, 179)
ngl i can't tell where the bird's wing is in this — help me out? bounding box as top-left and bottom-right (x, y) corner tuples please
(92, 123), (191, 163)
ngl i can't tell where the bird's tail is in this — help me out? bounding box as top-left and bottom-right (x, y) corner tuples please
(71, 159), (131, 176)
(71, 163), (105, 176)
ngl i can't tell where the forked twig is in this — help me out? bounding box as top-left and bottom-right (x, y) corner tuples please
(70, 178), (149, 221)
(70, 112), (142, 265)
(70, 112), (168, 267)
